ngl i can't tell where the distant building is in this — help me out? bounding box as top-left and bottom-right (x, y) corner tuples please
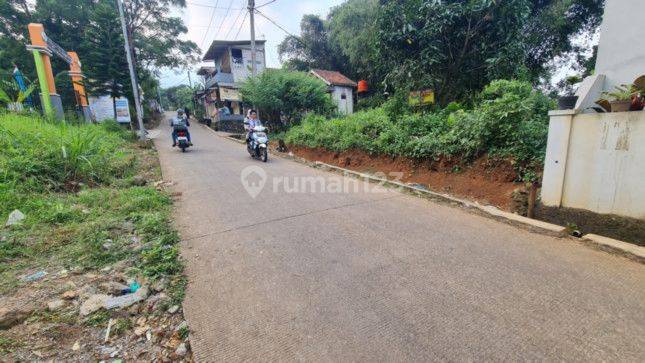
(310, 69), (357, 115)
(197, 40), (267, 119)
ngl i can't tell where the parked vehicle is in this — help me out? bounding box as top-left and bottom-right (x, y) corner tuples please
(247, 125), (268, 162)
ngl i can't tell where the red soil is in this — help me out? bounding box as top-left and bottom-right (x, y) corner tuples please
(287, 145), (522, 211)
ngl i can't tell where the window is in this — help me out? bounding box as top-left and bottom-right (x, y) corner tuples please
(231, 48), (243, 64)
(341, 93), (347, 100)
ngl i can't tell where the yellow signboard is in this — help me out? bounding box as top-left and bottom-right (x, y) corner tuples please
(408, 89), (435, 106)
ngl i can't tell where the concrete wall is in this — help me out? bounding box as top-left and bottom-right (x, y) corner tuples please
(595, 0), (645, 91)
(541, 110), (645, 219)
(331, 86), (353, 114)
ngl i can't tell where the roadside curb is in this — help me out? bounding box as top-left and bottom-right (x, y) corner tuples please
(203, 126), (644, 263)
(582, 234), (645, 263)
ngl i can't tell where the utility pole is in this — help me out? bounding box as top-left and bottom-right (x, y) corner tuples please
(187, 69), (197, 116)
(116, 0), (146, 140)
(248, 0), (257, 77)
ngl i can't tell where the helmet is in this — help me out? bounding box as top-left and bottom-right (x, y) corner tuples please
(176, 108), (185, 116)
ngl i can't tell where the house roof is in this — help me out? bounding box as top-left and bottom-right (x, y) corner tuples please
(310, 69), (357, 87)
(202, 39), (267, 61)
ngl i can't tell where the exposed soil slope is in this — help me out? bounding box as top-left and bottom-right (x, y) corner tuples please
(287, 145), (522, 210)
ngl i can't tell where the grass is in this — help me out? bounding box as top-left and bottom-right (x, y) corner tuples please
(0, 112), (184, 298)
(0, 334), (24, 354)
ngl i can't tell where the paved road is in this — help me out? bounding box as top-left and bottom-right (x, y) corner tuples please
(154, 120), (645, 362)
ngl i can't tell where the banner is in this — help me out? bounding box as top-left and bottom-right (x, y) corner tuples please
(408, 89), (435, 106)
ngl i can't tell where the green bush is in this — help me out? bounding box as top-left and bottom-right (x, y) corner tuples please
(0, 114), (134, 194)
(285, 79), (554, 178)
(240, 69), (335, 128)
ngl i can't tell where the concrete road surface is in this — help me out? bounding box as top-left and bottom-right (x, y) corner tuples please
(154, 119), (645, 362)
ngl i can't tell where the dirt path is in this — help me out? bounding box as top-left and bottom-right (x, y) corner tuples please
(153, 121), (645, 361)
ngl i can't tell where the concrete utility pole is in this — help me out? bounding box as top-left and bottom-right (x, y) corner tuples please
(116, 0), (146, 139)
(248, 0), (257, 77)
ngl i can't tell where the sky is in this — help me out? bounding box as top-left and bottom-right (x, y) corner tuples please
(159, 0), (346, 88)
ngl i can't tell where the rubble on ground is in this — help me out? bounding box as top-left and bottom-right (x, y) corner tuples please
(0, 262), (193, 361)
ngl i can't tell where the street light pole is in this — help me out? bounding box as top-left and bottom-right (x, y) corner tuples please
(116, 0), (146, 139)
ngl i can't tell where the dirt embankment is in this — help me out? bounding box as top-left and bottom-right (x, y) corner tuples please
(286, 145), (523, 211)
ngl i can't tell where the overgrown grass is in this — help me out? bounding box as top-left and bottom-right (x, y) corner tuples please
(286, 80), (555, 180)
(0, 113), (183, 295)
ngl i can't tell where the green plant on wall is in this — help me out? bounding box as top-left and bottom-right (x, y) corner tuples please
(602, 84), (637, 101)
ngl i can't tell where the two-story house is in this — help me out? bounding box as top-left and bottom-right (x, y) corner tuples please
(197, 40), (266, 120)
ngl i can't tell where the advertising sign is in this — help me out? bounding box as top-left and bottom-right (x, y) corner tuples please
(89, 96), (131, 123)
(408, 89), (435, 106)
(114, 98), (131, 123)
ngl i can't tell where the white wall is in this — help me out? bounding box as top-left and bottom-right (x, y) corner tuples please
(331, 86), (353, 114)
(541, 111), (645, 219)
(231, 47), (265, 84)
(595, 0), (645, 92)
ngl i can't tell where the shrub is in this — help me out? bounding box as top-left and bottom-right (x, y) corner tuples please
(240, 69), (335, 129)
(285, 79), (554, 178)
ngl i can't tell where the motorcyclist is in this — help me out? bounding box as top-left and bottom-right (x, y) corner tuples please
(171, 108), (192, 147)
(244, 109), (262, 145)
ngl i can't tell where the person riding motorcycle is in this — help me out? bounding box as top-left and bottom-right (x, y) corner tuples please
(171, 108), (192, 147)
(244, 109), (262, 144)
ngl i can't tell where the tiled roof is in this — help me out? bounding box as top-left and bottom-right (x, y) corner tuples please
(310, 69), (357, 87)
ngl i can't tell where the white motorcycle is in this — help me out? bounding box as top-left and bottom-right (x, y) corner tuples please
(247, 125), (268, 162)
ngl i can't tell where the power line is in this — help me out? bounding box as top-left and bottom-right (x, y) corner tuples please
(234, 10), (248, 40)
(214, 0), (235, 38)
(224, 8), (244, 39)
(199, 0), (220, 50)
(254, 8), (297, 39)
(187, 1), (243, 10)
(256, 0), (277, 8)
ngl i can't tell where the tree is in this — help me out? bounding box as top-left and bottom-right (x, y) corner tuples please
(278, 15), (347, 72)
(240, 70), (334, 129)
(123, 0), (199, 69)
(377, 0), (531, 105)
(524, 0), (605, 80)
(327, 0), (380, 86)
(160, 84), (194, 110)
(81, 0), (131, 115)
(0, 0), (198, 115)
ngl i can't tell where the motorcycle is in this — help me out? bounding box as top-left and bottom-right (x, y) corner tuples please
(247, 125), (268, 162)
(174, 125), (191, 152)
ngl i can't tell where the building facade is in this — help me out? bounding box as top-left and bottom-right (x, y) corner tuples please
(197, 40), (267, 120)
(310, 69), (357, 115)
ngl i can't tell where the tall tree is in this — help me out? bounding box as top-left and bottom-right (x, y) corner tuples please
(81, 0), (131, 115)
(327, 0), (380, 85)
(377, 0), (531, 105)
(278, 15), (347, 72)
(124, 0), (199, 69)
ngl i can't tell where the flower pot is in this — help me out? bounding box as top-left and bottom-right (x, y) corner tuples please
(610, 100), (632, 112)
(557, 95), (578, 110)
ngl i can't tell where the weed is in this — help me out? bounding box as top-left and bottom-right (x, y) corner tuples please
(0, 334), (23, 354)
(178, 324), (189, 340)
(84, 310), (111, 327)
(112, 318), (133, 337)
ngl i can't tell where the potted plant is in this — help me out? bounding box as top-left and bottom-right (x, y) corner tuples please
(557, 75), (581, 110)
(602, 84), (637, 112)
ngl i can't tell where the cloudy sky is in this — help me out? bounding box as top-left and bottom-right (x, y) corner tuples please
(159, 0), (346, 88)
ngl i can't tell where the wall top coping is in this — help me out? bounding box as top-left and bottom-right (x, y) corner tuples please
(548, 109), (577, 116)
